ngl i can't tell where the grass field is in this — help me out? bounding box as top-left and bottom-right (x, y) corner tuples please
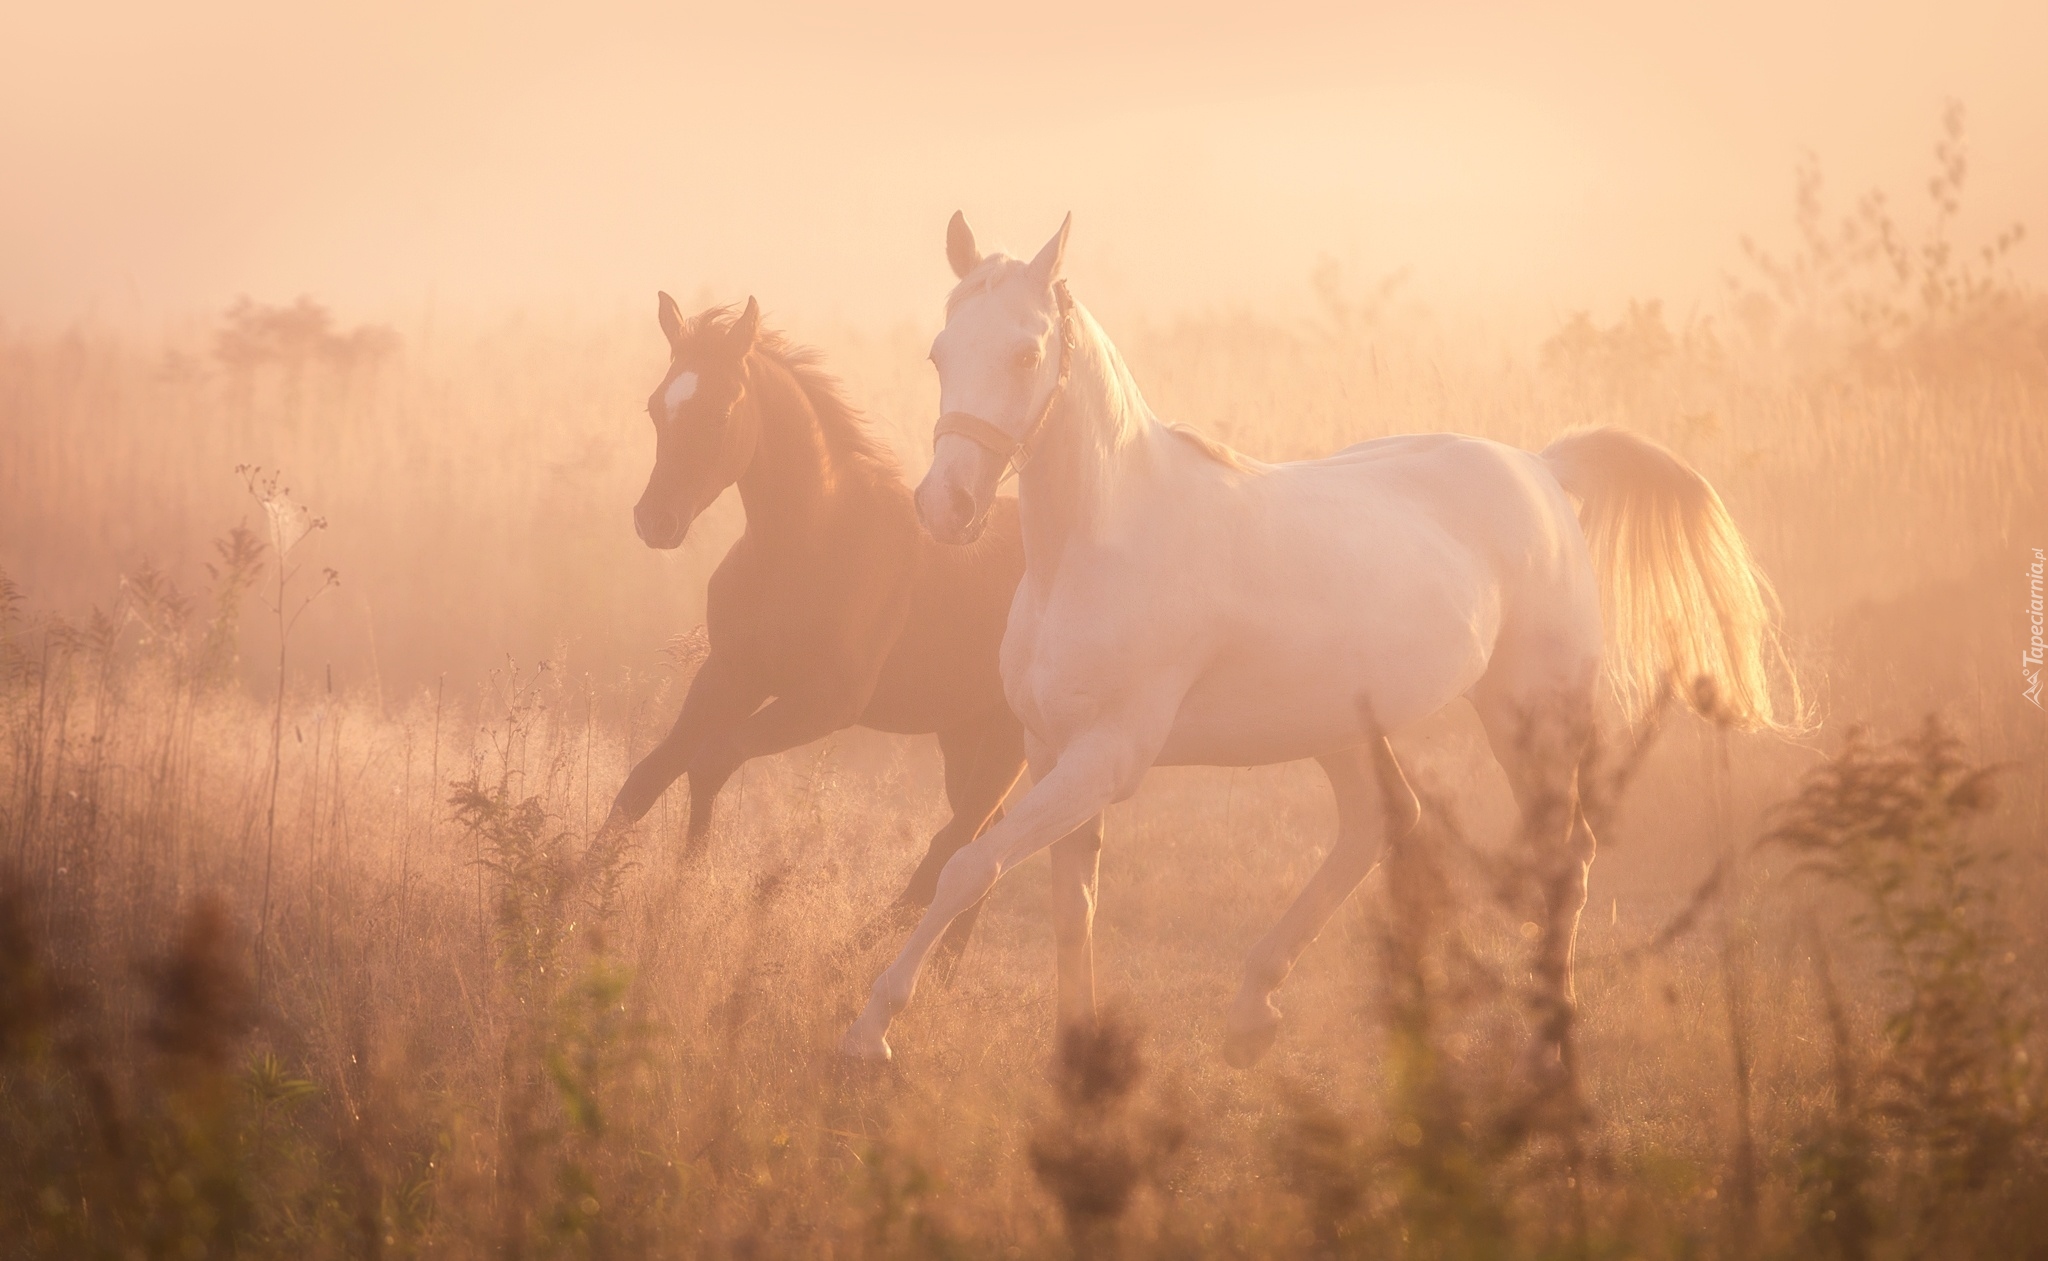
(3, 146), (2047, 1257)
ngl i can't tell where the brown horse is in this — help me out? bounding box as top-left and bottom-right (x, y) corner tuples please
(608, 294), (1100, 955)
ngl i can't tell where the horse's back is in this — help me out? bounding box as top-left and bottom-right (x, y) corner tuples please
(1316, 431), (1471, 466)
(1281, 431), (1603, 705)
(1272, 433), (1584, 579)
(1118, 430), (1593, 761)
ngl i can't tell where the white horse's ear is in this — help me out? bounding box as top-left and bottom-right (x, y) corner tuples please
(946, 211), (981, 279)
(1026, 213), (1071, 286)
(727, 296), (761, 357)
(657, 291), (685, 350)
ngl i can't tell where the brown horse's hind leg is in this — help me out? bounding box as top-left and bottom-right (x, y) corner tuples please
(681, 759), (741, 861)
(892, 711), (1026, 974)
(605, 655), (764, 835)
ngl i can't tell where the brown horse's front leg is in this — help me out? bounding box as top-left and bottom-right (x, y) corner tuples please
(604, 654), (764, 834)
(888, 712), (1026, 974)
(679, 685), (873, 858)
(680, 755), (741, 860)
(889, 808), (999, 983)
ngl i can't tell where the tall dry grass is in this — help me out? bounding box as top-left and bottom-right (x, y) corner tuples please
(2, 116), (2046, 1256)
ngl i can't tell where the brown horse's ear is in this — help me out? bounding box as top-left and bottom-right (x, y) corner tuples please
(1025, 213), (1071, 286)
(727, 296), (761, 358)
(657, 291), (685, 350)
(946, 211), (981, 279)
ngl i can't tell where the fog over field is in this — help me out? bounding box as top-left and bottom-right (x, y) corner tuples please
(6, 1), (2048, 327)
(2, 4), (2045, 1258)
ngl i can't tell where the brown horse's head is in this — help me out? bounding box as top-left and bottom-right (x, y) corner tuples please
(633, 294), (763, 549)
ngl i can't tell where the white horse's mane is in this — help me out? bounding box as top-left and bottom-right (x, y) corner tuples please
(1063, 299), (1259, 480)
(948, 257), (1258, 532)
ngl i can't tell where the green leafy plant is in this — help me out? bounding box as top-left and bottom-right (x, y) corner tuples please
(1767, 720), (2041, 1254)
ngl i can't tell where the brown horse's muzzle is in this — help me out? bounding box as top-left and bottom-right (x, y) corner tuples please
(633, 492), (688, 549)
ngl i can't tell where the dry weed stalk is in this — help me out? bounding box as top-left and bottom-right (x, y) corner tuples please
(1029, 1012), (1186, 1259)
(236, 466), (337, 1002)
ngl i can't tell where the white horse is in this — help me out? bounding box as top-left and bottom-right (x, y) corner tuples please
(842, 213), (1792, 1065)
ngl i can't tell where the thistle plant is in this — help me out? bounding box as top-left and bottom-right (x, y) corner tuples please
(237, 466), (337, 1000)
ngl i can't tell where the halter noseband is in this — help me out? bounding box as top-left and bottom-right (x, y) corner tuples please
(932, 280), (1076, 475)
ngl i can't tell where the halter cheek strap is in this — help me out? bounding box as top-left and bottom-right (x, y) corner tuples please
(931, 280), (1076, 475)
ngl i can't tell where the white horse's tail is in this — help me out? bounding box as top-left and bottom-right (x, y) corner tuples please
(1541, 427), (1802, 733)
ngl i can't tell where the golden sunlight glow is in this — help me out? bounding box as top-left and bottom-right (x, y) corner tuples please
(3, 1), (2043, 327)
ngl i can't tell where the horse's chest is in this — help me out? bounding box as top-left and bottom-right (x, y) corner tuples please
(752, 591), (845, 657)
(712, 567), (848, 659)
(999, 579), (1186, 738)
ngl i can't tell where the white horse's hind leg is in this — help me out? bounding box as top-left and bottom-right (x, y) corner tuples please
(1224, 739), (1418, 1068)
(841, 736), (1134, 1062)
(1049, 816), (1106, 1037)
(1472, 681), (1598, 1005)
(1560, 806), (1596, 999)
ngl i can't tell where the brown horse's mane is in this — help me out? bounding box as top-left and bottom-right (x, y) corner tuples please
(681, 304), (903, 488)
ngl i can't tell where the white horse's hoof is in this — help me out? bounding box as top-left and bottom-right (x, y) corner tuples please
(840, 1024), (893, 1064)
(1223, 1003), (1283, 1069)
(1519, 1037), (1565, 1087)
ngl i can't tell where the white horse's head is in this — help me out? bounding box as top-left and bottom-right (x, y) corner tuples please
(915, 211), (1072, 544)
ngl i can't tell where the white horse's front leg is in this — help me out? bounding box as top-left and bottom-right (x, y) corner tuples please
(841, 739), (1130, 1062)
(1049, 815), (1106, 1037)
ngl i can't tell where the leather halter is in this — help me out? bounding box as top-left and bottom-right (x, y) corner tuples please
(932, 280), (1076, 475)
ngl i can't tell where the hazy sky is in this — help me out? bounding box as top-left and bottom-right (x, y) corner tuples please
(4, 1), (2043, 331)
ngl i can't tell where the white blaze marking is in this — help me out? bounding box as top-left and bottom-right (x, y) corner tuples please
(663, 370), (699, 415)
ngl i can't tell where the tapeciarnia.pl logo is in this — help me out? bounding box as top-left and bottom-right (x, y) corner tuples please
(2027, 547), (2045, 708)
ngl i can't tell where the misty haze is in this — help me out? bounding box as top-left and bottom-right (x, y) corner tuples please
(2, 4), (2045, 1258)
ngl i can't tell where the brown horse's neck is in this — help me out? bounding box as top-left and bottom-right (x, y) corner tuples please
(734, 355), (900, 550)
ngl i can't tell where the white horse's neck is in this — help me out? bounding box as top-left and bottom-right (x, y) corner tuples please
(1016, 306), (1161, 576)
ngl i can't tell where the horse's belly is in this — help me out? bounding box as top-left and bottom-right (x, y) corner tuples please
(1152, 685), (1369, 766)
(1006, 456), (1512, 768)
(1155, 626), (1489, 766)
(1153, 545), (1499, 767)
(862, 621), (1007, 734)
